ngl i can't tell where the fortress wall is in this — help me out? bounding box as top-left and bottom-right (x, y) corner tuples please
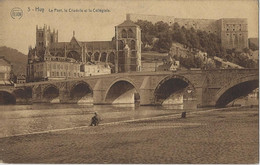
(174, 18), (219, 35)
(127, 13), (175, 25)
(127, 14), (220, 35)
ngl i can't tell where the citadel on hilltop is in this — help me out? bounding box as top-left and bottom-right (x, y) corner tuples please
(127, 14), (248, 50)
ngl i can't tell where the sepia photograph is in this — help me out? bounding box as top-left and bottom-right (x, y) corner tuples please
(0, 0), (259, 163)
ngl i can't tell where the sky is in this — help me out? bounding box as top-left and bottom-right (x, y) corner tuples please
(0, 0), (258, 54)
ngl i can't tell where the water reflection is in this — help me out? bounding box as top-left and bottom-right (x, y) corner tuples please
(0, 98), (258, 138)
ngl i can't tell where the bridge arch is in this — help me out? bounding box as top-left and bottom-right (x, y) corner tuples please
(42, 85), (60, 102)
(215, 75), (259, 107)
(13, 89), (26, 100)
(13, 88), (32, 103)
(0, 90), (16, 104)
(105, 78), (140, 104)
(154, 75), (195, 105)
(70, 81), (93, 103)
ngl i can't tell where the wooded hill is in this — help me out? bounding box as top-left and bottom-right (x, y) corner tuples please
(0, 46), (27, 75)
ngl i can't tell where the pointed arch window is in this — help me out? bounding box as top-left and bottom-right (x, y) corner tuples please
(128, 29), (134, 38)
(118, 40), (124, 50)
(108, 52), (115, 64)
(130, 40), (136, 50)
(87, 52), (92, 61)
(121, 29), (127, 38)
(100, 52), (107, 62)
(94, 52), (100, 61)
(67, 51), (81, 61)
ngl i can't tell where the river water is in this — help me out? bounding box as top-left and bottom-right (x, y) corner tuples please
(0, 98), (258, 138)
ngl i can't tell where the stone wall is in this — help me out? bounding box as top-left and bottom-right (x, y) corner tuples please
(174, 18), (219, 35)
(127, 13), (175, 25)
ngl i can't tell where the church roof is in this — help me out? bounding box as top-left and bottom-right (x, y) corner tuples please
(70, 36), (82, 47)
(117, 20), (139, 27)
(51, 42), (67, 49)
(82, 41), (114, 50)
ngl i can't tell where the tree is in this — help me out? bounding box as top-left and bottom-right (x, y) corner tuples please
(154, 33), (172, 52)
(135, 21), (256, 69)
(249, 41), (259, 51)
(243, 48), (250, 53)
(155, 21), (169, 33)
(194, 57), (203, 68)
(172, 22), (180, 31)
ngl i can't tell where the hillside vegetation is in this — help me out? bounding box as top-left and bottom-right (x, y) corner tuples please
(135, 20), (258, 68)
(0, 46), (27, 75)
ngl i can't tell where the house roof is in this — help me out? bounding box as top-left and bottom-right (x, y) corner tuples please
(213, 56), (244, 68)
(17, 75), (26, 79)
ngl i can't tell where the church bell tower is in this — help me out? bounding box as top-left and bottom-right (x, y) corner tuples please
(115, 17), (141, 73)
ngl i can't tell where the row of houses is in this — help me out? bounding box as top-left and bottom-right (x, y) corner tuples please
(0, 57), (25, 85)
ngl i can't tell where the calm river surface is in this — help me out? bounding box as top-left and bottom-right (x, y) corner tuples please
(0, 98), (257, 138)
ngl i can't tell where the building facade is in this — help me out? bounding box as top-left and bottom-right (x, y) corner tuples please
(16, 75), (26, 84)
(0, 56), (12, 85)
(219, 18), (248, 50)
(27, 19), (142, 82)
(127, 13), (248, 50)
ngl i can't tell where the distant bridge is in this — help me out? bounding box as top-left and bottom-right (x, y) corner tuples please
(0, 69), (258, 107)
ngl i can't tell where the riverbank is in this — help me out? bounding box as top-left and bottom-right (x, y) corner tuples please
(0, 107), (258, 163)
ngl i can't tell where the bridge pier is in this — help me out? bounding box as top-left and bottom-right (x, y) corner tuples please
(139, 76), (156, 105)
(32, 86), (42, 103)
(93, 79), (107, 104)
(139, 89), (154, 105)
(93, 89), (106, 104)
(59, 89), (71, 103)
(193, 87), (204, 108)
(200, 87), (220, 107)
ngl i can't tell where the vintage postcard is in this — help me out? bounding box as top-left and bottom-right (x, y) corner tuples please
(0, 0), (259, 164)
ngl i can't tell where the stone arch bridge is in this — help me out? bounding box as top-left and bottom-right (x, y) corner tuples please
(1, 69), (258, 107)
